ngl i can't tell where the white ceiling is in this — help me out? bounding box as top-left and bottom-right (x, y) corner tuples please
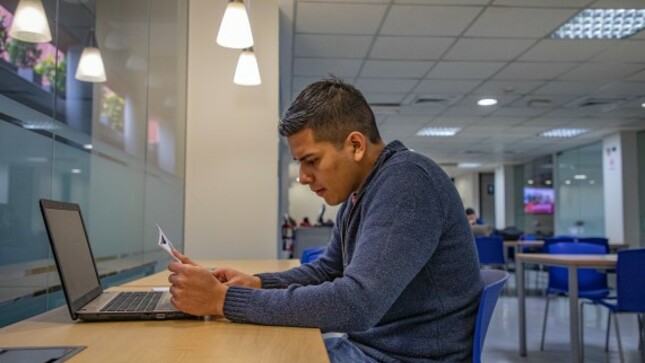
(278, 0), (645, 177)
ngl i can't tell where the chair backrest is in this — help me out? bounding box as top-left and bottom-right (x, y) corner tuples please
(547, 242), (608, 297)
(543, 237), (575, 252)
(472, 269), (509, 363)
(616, 248), (645, 312)
(300, 246), (325, 263)
(475, 236), (505, 266)
(577, 237), (609, 253)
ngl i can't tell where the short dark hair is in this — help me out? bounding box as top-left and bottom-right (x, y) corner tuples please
(465, 208), (476, 215)
(279, 77), (381, 146)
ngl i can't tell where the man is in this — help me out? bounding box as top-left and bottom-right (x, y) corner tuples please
(466, 208), (492, 237)
(168, 78), (483, 362)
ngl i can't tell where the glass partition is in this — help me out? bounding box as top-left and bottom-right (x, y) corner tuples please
(513, 155), (554, 238)
(0, 0), (187, 327)
(554, 142), (604, 238)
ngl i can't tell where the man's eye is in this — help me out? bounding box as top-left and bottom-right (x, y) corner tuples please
(306, 159), (316, 165)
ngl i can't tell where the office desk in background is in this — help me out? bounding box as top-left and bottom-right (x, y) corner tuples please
(515, 253), (617, 363)
(0, 259), (329, 363)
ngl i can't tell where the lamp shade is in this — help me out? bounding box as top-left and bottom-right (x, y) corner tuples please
(234, 47), (261, 86)
(9, 0), (52, 43)
(75, 30), (107, 82)
(216, 0), (253, 49)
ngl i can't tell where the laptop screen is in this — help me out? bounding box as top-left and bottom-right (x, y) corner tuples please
(40, 200), (102, 316)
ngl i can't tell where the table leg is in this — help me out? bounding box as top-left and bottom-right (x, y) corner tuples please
(518, 258), (526, 356)
(568, 266), (581, 363)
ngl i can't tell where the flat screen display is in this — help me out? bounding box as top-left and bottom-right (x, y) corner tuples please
(523, 187), (554, 214)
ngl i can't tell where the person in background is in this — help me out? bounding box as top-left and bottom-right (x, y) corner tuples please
(466, 208), (492, 236)
(465, 207), (484, 225)
(299, 217), (311, 227)
(168, 77), (483, 363)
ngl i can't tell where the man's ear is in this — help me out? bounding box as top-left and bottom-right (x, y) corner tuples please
(346, 132), (366, 162)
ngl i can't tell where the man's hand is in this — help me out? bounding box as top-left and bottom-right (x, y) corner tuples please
(171, 249), (197, 266)
(212, 268), (262, 288)
(168, 261), (227, 316)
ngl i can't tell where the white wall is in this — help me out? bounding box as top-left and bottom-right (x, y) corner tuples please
(494, 165), (515, 229)
(185, 0), (280, 259)
(603, 132), (640, 244)
(454, 173), (479, 213)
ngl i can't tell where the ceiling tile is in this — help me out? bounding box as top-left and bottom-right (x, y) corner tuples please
(477, 117), (528, 126)
(441, 106), (497, 117)
(293, 58), (363, 77)
(533, 80), (606, 95)
(495, 62), (577, 80)
(294, 34), (373, 58)
(356, 78), (419, 93)
(591, 81), (645, 97)
(413, 79), (481, 94)
(300, 0), (389, 3)
(444, 38), (535, 61)
(369, 36), (454, 60)
(626, 69), (645, 81)
(591, 0), (645, 8)
(296, 3), (387, 35)
(381, 5), (482, 36)
(465, 7), (578, 38)
(431, 116), (482, 126)
(364, 93), (408, 104)
(360, 60), (434, 78)
(395, 0), (490, 4)
(426, 61), (506, 79)
(558, 63), (645, 81)
(472, 80), (544, 95)
(490, 107), (551, 117)
(591, 41), (645, 63)
(519, 40), (615, 62)
(383, 115), (433, 125)
(493, 0), (593, 7)
(509, 95), (578, 108)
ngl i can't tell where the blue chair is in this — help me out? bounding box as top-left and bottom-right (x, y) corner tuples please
(473, 269), (509, 363)
(581, 248), (645, 362)
(540, 242), (610, 351)
(475, 236), (506, 269)
(300, 246), (325, 263)
(578, 237), (609, 253)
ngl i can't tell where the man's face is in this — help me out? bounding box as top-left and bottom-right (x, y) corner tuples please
(467, 214), (477, 225)
(287, 128), (362, 206)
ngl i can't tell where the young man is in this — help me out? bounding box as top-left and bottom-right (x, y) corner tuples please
(168, 78), (483, 362)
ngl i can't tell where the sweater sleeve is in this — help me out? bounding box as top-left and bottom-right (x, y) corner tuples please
(223, 163), (445, 332)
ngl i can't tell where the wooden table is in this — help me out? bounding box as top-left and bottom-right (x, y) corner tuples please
(0, 259), (329, 363)
(515, 253), (617, 363)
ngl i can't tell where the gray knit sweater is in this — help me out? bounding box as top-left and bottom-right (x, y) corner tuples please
(224, 140), (483, 362)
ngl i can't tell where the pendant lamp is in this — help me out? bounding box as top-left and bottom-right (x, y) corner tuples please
(233, 47), (261, 86)
(216, 0), (253, 49)
(75, 29), (107, 83)
(9, 0), (52, 43)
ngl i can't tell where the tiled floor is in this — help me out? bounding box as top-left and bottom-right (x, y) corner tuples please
(483, 275), (643, 363)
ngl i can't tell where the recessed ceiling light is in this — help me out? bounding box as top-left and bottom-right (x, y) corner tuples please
(539, 128), (588, 138)
(71, 169), (82, 174)
(477, 98), (498, 106)
(83, 144), (93, 150)
(565, 180), (571, 185)
(574, 174), (587, 180)
(550, 9), (645, 40)
(457, 162), (481, 168)
(527, 179), (534, 185)
(545, 180), (552, 185)
(641, 102), (645, 108)
(416, 127), (461, 137)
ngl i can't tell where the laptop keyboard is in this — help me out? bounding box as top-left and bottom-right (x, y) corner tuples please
(101, 291), (163, 312)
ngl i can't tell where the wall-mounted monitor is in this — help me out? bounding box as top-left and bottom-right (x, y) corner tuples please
(523, 187), (554, 214)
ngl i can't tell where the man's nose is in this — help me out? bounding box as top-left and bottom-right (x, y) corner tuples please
(299, 167), (312, 185)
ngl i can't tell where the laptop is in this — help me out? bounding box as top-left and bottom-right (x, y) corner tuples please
(39, 198), (193, 321)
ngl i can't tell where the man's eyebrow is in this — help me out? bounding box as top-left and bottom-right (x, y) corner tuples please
(294, 153), (315, 162)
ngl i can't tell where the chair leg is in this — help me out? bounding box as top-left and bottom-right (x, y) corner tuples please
(605, 312), (611, 352)
(540, 295), (551, 351)
(638, 314), (643, 351)
(612, 313), (624, 363)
